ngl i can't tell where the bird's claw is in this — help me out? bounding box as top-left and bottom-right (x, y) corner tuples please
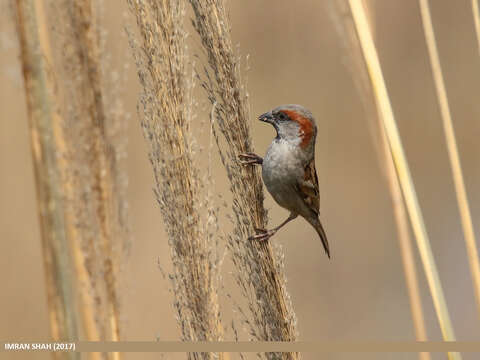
(248, 228), (276, 242)
(238, 152), (263, 165)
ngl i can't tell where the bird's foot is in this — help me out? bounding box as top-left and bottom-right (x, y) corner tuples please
(248, 227), (276, 242)
(238, 152), (263, 165)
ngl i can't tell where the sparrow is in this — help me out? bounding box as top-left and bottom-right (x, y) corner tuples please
(239, 104), (330, 258)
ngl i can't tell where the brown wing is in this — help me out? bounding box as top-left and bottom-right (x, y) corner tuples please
(299, 159), (320, 215)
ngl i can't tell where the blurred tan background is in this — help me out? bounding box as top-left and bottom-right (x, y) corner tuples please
(1, 0), (479, 359)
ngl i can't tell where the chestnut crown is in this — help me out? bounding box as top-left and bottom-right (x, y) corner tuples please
(259, 104), (317, 148)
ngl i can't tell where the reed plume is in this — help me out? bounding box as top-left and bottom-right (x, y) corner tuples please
(189, 1), (299, 359)
(127, 1), (225, 359)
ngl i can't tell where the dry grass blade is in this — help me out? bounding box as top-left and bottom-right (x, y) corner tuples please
(69, 0), (123, 347)
(472, 0), (480, 54)
(328, 2), (430, 359)
(14, 0), (79, 358)
(43, 0), (130, 357)
(188, 1), (298, 358)
(347, 1), (460, 359)
(385, 146), (431, 360)
(127, 1), (225, 359)
(419, 0), (480, 321)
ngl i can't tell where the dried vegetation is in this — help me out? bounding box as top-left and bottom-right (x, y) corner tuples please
(188, 1), (299, 358)
(126, 1), (225, 359)
(15, 0), (129, 359)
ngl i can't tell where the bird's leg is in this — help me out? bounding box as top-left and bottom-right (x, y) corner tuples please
(238, 152), (263, 165)
(249, 213), (298, 241)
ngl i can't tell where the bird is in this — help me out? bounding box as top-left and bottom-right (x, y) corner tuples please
(239, 104), (330, 258)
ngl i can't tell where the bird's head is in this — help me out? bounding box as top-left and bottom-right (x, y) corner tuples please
(259, 104), (317, 149)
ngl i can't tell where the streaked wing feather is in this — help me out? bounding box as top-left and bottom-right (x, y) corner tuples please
(299, 159), (320, 215)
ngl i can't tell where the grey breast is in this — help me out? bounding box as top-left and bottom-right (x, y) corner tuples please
(262, 139), (304, 211)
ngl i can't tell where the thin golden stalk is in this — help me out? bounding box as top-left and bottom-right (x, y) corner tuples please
(14, 0), (79, 358)
(472, 0), (480, 54)
(330, 3), (430, 358)
(381, 131), (431, 360)
(419, 0), (480, 321)
(348, 1), (460, 359)
(366, 5), (430, 357)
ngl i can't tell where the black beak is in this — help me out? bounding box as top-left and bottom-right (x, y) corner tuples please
(258, 111), (274, 124)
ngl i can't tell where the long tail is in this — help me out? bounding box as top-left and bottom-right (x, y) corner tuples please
(308, 216), (330, 258)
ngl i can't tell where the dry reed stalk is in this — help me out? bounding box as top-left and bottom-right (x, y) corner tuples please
(347, 1), (461, 359)
(127, 1), (225, 359)
(419, 0), (480, 321)
(328, 2), (430, 359)
(472, 0), (480, 54)
(188, 1), (298, 358)
(384, 143), (431, 360)
(42, 0), (129, 357)
(70, 1), (122, 347)
(14, 0), (79, 359)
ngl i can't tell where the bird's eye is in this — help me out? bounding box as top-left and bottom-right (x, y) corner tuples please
(278, 112), (287, 121)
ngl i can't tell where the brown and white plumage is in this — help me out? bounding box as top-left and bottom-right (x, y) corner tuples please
(300, 160), (320, 212)
(239, 104), (330, 258)
(299, 159), (329, 257)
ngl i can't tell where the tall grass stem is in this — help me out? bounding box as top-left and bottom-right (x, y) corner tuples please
(419, 0), (480, 322)
(472, 0), (480, 54)
(347, 1), (460, 359)
(14, 0), (79, 358)
(328, 4), (430, 357)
